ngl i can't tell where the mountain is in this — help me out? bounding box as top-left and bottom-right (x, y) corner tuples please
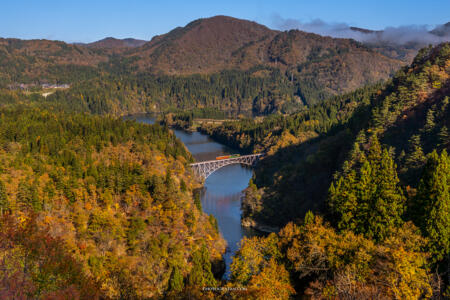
(82, 37), (147, 49)
(128, 16), (402, 80)
(265, 29), (401, 97)
(347, 22), (450, 62)
(349, 26), (381, 34)
(430, 21), (450, 37)
(121, 15), (403, 104)
(0, 15), (406, 111)
(128, 15), (278, 74)
(0, 38), (107, 84)
(199, 42), (450, 229)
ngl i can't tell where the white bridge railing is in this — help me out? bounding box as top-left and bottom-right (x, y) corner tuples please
(190, 153), (264, 179)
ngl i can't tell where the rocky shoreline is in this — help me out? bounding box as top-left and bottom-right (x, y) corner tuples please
(241, 217), (279, 233)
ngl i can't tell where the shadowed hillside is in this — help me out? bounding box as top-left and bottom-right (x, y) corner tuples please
(198, 43), (449, 229)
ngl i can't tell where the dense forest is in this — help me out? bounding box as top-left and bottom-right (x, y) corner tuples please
(192, 43), (450, 298)
(47, 68), (302, 115)
(200, 43), (449, 225)
(0, 109), (226, 298)
(0, 14), (449, 298)
(0, 16), (409, 116)
(199, 82), (383, 153)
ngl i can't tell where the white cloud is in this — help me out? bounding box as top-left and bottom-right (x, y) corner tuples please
(271, 15), (450, 45)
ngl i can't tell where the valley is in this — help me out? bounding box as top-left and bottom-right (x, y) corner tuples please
(0, 11), (449, 299)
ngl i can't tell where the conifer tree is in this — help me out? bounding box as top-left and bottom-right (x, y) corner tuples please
(329, 136), (405, 241)
(438, 126), (450, 148)
(424, 108), (436, 133)
(367, 148), (405, 240)
(194, 192), (202, 211)
(341, 130), (366, 174)
(405, 134), (426, 170)
(413, 150), (449, 263)
(17, 180), (30, 210)
(30, 180), (41, 211)
(169, 266), (184, 292)
(188, 244), (216, 287)
(0, 180), (8, 214)
(17, 179), (42, 211)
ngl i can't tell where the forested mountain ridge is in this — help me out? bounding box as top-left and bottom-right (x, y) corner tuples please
(0, 38), (106, 84)
(1, 16), (405, 113)
(0, 109), (225, 298)
(127, 16), (401, 77)
(220, 42), (450, 299)
(80, 37), (147, 50)
(200, 43), (450, 230)
(128, 15), (278, 74)
(122, 16), (403, 102)
(348, 22), (450, 62)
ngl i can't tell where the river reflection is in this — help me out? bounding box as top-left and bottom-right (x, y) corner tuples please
(200, 165), (259, 279)
(131, 114), (257, 279)
(172, 129), (259, 278)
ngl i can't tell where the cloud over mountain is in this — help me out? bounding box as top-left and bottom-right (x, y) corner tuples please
(272, 15), (450, 45)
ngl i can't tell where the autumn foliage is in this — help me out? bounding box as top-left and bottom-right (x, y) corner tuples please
(0, 109), (225, 298)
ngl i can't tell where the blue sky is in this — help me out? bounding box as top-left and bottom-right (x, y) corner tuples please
(1, 0), (449, 42)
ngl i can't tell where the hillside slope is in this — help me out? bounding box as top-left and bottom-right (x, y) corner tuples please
(0, 109), (225, 298)
(127, 16), (402, 99)
(0, 38), (107, 84)
(83, 37), (147, 49)
(222, 43), (450, 299)
(130, 15), (277, 74)
(200, 43), (449, 229)
(0, 16), (406, 112)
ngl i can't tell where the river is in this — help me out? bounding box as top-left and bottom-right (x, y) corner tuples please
(130, 114), (258, 279)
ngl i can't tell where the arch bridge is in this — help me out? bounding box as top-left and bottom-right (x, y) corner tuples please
(190, 153), (264, 179)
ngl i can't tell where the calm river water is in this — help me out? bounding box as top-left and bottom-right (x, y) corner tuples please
(130, 114), (257, 278)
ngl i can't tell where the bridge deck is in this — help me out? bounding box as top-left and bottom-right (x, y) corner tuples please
(189, 153), (264, 179)
(190, 153), (264, 166)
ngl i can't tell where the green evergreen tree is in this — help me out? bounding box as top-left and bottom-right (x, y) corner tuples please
(341, 131), (367, 175)
(17, 179), (42, 212)
(424, 108), (436, 133)
(30, 180), (42, 211)
(329, 137), (405, 241)
(168, 266), (184, 292)
(188, 244), (216, 287)
(194, 192), (202, 211)
(164, 170), (176, 194)
(413, 150), (449, 263)
(0, 180), (8, 214)
(405, 134), (426, 170)
(438, 126), (450, 148)
(180, 179), (187, 193)
(367, 148), (405, 240)
(17, 180), (30, 210)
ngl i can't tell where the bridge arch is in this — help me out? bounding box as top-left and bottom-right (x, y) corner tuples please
(190, 154), (264, 179)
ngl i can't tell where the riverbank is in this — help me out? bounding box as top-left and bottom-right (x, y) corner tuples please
(164, 121), (280, 236)
(164, 120), (281, 236)
(241, 218), (279, 233)
(130, 114), (258, 279)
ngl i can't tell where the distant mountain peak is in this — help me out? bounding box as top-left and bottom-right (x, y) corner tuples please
(83, 37), (147, 49)
(1, 15), (406, 99)
(134, 15), (278, 74)
(430, 22), (450, 37)
(349, 26), (382, 34)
